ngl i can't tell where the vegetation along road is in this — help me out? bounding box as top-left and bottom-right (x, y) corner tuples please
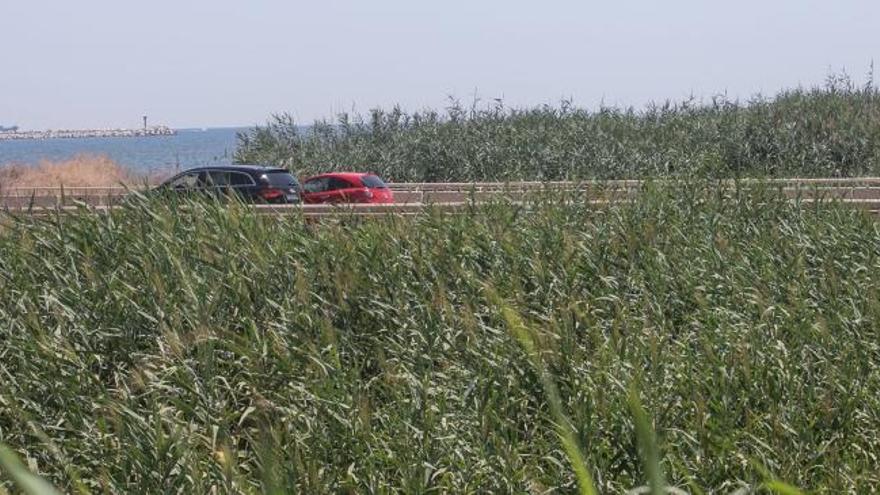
(2, 81), (880, 492)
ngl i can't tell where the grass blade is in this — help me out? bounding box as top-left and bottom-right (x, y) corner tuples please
(0, 445), (62, 495)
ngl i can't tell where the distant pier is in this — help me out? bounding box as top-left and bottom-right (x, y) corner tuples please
(0, 126), (176, 141)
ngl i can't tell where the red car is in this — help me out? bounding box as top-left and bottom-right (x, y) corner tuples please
(300, 172), (394, 204)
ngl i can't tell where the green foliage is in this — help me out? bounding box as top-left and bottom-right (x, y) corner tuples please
(490, 287), (598, 495)
(1, 185), (879, 492)
(236, 76), (880, 182)
(0, 445), (62, 495)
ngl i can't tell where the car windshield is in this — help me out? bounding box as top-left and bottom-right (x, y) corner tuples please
(261, 171), (299, 188)
(361, 175), (387, 188)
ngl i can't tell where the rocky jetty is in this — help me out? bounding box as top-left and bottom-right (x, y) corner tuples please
(0, 126), (176, 141)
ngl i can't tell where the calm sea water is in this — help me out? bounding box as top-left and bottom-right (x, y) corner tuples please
(0, 127), (249, 174)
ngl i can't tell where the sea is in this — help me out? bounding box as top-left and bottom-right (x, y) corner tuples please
(0, 127), (249, 175)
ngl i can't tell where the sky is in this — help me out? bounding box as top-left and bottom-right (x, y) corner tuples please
(1, 0), (878, 129)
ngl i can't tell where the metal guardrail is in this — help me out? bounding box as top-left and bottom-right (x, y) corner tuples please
(3, 178), (880, 190)
(5, 199), (880, 220)
(4, 179), (880, 215)
(4, 177), (880, 192)
(2, 202), (476, 219)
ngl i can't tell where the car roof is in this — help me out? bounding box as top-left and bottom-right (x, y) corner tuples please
(175, 165), (291, 175)
(304, 172), (376, 182)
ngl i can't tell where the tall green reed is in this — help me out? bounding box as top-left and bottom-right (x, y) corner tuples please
(1, 183), (879, 492)
(236, 75), (880, 182)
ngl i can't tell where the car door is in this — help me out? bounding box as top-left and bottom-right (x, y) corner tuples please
(207, 170), (232, 198)
(302, 177), (331, 203)
(229, 171), (256, 201)
(326, 177), (356, 203)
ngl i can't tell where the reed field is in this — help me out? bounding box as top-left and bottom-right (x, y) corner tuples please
(236, 75), (880, 182)
(1, 183), (879, 493)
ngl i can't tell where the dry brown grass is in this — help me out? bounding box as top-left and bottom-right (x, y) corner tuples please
(0, 154), (152, 189)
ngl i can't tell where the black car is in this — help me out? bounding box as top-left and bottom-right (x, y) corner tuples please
(156, 165), (301, 203)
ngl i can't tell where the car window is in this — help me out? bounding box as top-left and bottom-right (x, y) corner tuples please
(303, 177), (329, 193)
(196, 172), (211, 187)
(230, 172), (254, 187)
(260, 171), (299, 188)
(167, 172), (200, 189)
(327, 177), (354, 191)
(361, 175), (387, 188)
(208, 170), (231, 186)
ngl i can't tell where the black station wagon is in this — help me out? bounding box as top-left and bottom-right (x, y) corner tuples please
(157, 165), (301, 203)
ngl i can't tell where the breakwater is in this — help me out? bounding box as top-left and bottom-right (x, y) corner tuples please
(0, 126), (176, 141)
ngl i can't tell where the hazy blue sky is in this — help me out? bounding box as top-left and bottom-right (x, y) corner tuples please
(1, 0), (877, 129)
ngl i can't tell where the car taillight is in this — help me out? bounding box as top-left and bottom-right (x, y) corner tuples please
(259, 188), (284, 200)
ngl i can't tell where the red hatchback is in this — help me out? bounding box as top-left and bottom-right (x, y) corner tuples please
(300, 173), (394, 204)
